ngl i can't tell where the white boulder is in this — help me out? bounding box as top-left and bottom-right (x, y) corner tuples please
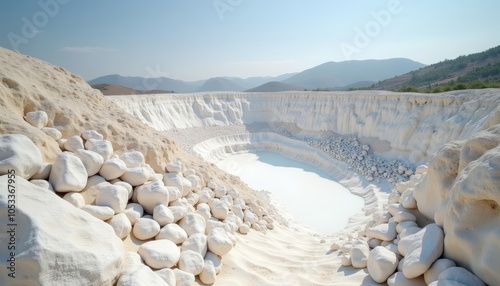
(169, 205), (188, 222)
(366, 221), (397, 241)
(99, 158), (127, 180)
(74, 149), (104, 176)
(207, 227), (233, 256)
(178, 213), (207, 236)
(120, 167), (150, 186)
(182, 233), (208, 257)
(367, 246), (398, 283)
(166, 161), (184, 173)
(178, 250), (204, 275)
(172, 268), (195, 286)
(387, 272), (426, 286)
(62, 192), (85, 208)
(132, 218), (161, 240)
(136, 180), (169, 214)
(199, 260), (217, 284)
(138, 239), (180, 269)
(95, 184), (129, 213)
(63, 135), (84, 152)
(120, 167), (149, 186)
(49, 153), (88, 192)
(0, 134), (43, 179)
(153, 204), (175, 226)
(154, 268), (176, 286)
(210, 200), (229, 220)
(155, 223), (188, 244)
(108, 213), (132, 239)
(31, 162), (52, 180)
(424, 258), (457, 285)
(398, 223), (444, 279)
(41, 127), (62, 140)
(85, 139), (113, 160)
(25, 110), (48, 128)
(163, 172), (192, 196)
(81, 129), (104, 140)
(0, 176), (123, 285)
(120, 151), (145, 168)
(350, 240), (370, 269)
(123, 203), (144, 225)
(393, 211), (417, 223)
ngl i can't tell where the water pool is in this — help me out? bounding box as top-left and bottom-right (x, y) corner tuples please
(216, 151), (364, 234)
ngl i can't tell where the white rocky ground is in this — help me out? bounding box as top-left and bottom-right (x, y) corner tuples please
(1, 46), (500, 286)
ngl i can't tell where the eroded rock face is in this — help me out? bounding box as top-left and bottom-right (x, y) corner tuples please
(413, 141), (463, 221)
(441, 145), (500, 286)
(0, 176), (123, 285)
(0, 134), (43, 179)
(414, 125), (500, 286)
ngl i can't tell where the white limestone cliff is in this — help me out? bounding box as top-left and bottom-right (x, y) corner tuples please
(110, 90), (500, 165)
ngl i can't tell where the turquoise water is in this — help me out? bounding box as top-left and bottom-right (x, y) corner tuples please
(217, 151), (364, 234)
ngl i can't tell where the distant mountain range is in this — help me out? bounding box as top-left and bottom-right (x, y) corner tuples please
(91, 84), (174, 96)
(88, 58), (426, 93)
(369, 45), (500, 91)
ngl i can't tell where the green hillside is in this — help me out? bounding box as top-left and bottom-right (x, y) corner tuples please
(363, 45), (500, 93)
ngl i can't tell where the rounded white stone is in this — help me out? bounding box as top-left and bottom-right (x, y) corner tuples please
(85, 139), (113, 160)
(153, 204), (175, 226)
(424, 258), (457, 285)
(120, 167), (149, 186)
(165, 161), (184, 173)
(99, 158), (127, 181)
(207, 227), (233, 256)
(49, 153), (88, 192)
(74, 149), (104, 176)
(156, 223), (188, 244)
(132, 218), (161, 240)
(163, 172), (192, 196)
(172, 268), (195, 286)
(367, 246), (399, 283)
(81, 130), (104, 141)
(154, 268), (176, 286)
(64, 135), (84, 152)
(178, 213), (207, 236)
(95, 184), (129, 213)
(181, 233), (208, 257)
(119, 151), (145, 168)
(138, 239), (180, 269)
(178, 250), (204, 275)
(199, 259), (217, 284)
(136, 180), (170, 214)
(41, 127), (62, 140)
(123, 203), (144, 225)
(63, 192), (85, 208)
(108, 213), (132, 239)
(204, 251), (223, 274)
(25, 110), (48, 128)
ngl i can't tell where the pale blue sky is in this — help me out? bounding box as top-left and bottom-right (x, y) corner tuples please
(1, 0), (499, 81)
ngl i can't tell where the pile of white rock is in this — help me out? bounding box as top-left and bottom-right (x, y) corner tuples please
(329, 165), (486, 286)
(277, 127), (413, 184)
(1, 110), (273, 285)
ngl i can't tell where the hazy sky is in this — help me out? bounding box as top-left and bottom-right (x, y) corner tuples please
(1, 0), (499, 81)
